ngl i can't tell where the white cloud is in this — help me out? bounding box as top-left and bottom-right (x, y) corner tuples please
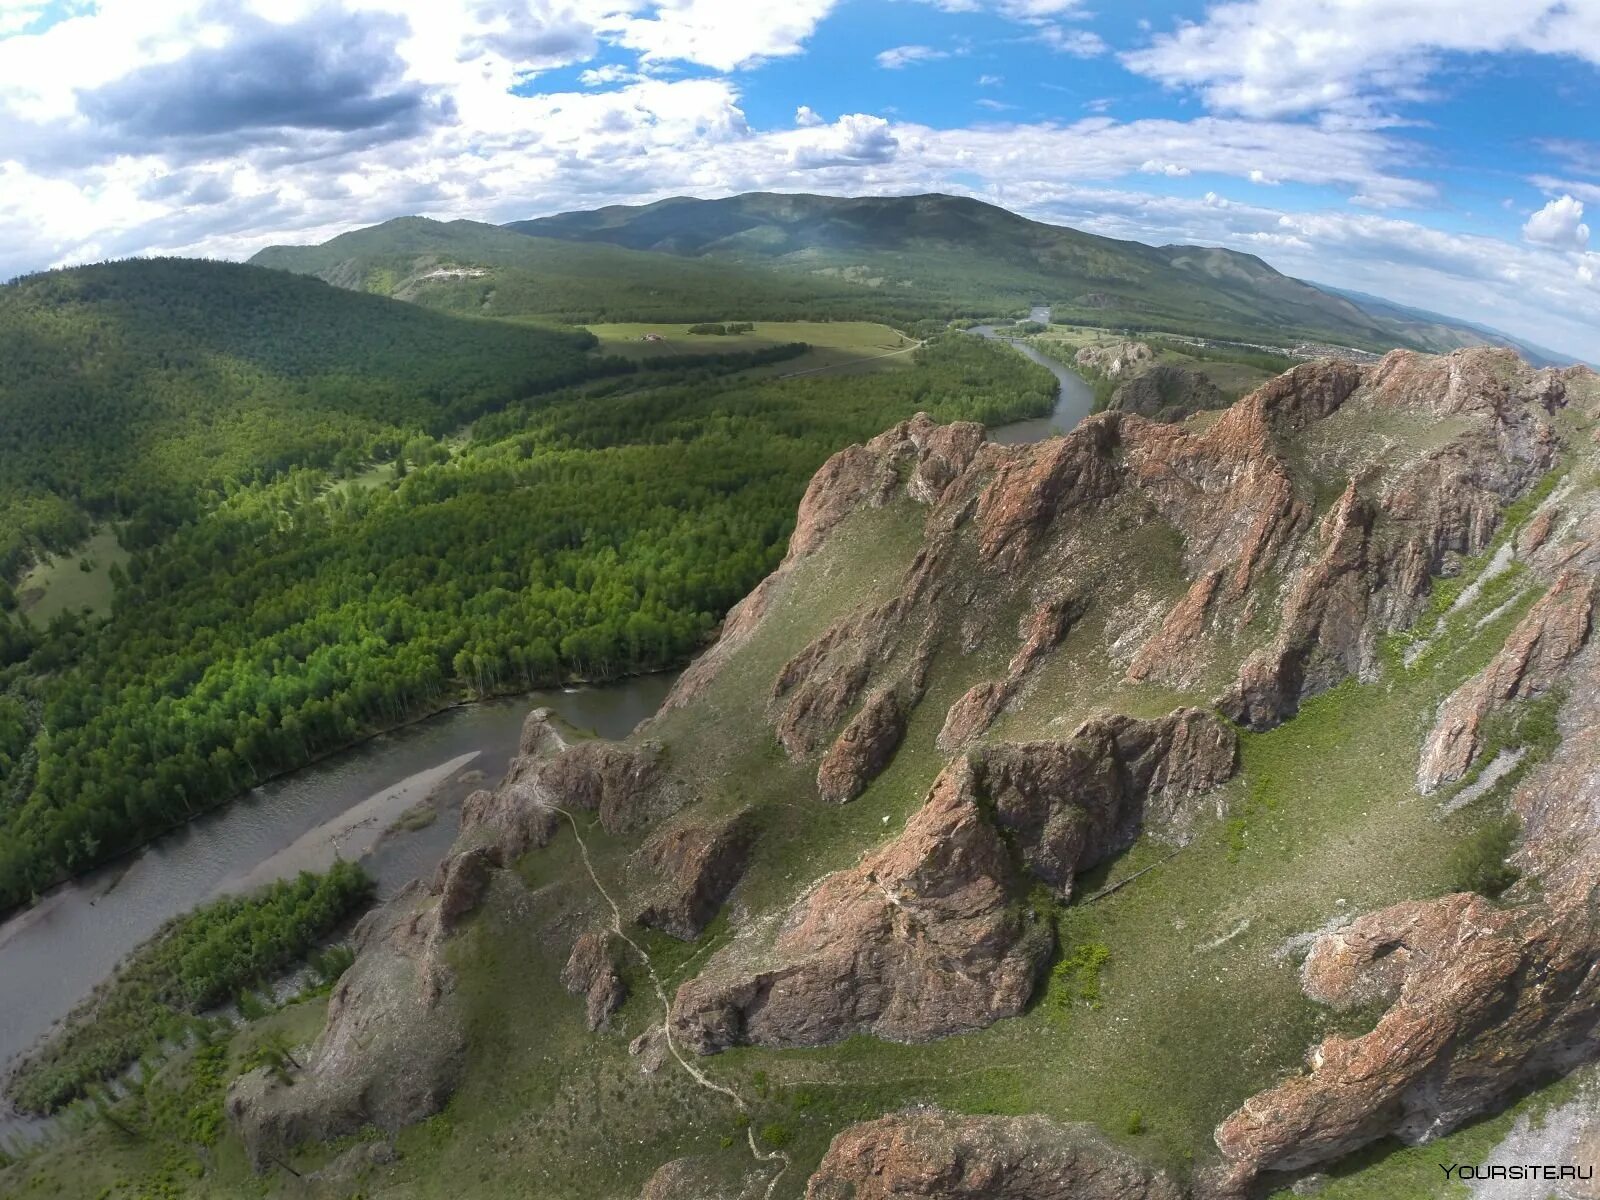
(1523, 194), (1591, 248)
(875, 44), (948, 69)
(1037, 25), (1104, 56)
(975, 97), (1014, 111)
(788, 112), (899, 168)
(794, 104), (824, 127)
(1140, 159), (1190, 177)
(1124, 1), (1600, 120)
(977, 73), (1002, 86)
(1248, 168), (1278, 185)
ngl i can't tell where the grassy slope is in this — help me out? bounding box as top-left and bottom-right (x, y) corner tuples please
(14, 529), (128, 624)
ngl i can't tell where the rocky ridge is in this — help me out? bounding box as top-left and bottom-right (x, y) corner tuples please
(221, 347), (1600, 1200)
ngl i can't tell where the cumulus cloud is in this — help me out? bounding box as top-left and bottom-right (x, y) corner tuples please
(876, 44), (948, 69)
(78, 11), (439, 144)
(1124, 1), (1600, 121)
(1523, 194), (1591, 248)
(1141, 159), (1190, 177)
(794, 104), (824, 127)
(789, 112), (899, 168)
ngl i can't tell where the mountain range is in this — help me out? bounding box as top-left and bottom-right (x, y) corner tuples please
(256, 192), (1571, 361)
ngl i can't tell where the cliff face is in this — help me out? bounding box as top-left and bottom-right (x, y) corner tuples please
(224, 347), (1600, 1199)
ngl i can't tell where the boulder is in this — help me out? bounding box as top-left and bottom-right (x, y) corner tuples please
(561, 930), (627, 1031)
(817, 690), (907, 803)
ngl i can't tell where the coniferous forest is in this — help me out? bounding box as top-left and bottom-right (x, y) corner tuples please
(0, 260), (1055, 913)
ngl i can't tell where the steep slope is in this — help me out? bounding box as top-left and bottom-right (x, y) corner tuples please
(510, 192), (1503, 354)
(249, 216), (927, 325)
(196, 346), (1600, 1199)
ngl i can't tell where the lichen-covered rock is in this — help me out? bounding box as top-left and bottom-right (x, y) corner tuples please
(818, 690), (907, 802)
(640, 1155), (766, 1200)
(1418, 570), (1595, 792)
(561, 930), (627, 1031)
(805, 1110), (1184, 1200)
(634, 809), (757, 940)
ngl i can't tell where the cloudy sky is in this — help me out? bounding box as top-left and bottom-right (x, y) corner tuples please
(3, 0), (1600, 360)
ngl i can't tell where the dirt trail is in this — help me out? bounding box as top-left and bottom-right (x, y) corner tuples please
(555, 808), (792, 1199)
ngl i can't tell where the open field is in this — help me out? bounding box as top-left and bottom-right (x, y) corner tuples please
(15, 529), (129, 624)
(586, 321), (918, 377)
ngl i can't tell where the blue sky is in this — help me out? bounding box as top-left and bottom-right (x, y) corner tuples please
(1, 0), (1599, 358)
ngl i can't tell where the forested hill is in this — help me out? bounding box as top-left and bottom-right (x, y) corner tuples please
(506, 191), (1521, 354)
(249, 217), (936, 326)
(0, 258), (602, 577)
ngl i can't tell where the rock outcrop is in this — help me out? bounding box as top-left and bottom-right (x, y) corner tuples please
(227, 886), (469, 1168)
(670, 758), (1049, 1053)
(804, 1111), (1184, 1200)
(1075, 341), (1153, 379)
(972, 708), (1237, 893)
(1214, 629), (1600, 1194)
(671, 709), (1234, 1052)
(1418, 569), (1595, 792)
(818, 689), (908, 803)
(1107, 363), (1225, 423)
(634, 808), (757, 940)
(561, 930), (627, 1031)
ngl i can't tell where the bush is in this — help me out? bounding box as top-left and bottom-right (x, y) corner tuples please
(759, 1122), (792, 1149)
(688, 323), (728, 335)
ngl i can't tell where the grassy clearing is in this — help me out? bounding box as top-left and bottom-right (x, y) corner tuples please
(585, 321), (917, 378)
(15, 529), (129, 624)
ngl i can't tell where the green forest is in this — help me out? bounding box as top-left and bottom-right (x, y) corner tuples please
(0, 258), (610, 574)
(6, 862), (373, 1114)
(0, 271), (1054, 913)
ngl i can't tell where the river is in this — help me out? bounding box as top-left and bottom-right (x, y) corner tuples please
(0, 675), (676, 1131)
(976, 305), (1097, 444)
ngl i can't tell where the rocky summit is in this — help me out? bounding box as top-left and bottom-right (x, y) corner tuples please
(225, 346), (1600, 1198)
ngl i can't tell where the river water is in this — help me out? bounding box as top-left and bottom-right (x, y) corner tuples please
(0, 675), (676, 1129)
(977, 305), (1097, 444)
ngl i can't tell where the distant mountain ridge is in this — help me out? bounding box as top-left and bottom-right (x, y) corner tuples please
(1314, 283), (1580, 367)
(255, 191), (1548, 357)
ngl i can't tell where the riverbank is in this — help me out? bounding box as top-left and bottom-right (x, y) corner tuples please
(0, 674), (677, 1113)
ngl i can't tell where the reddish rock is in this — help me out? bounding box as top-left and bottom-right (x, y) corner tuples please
(975, 708), (1237, 892)
(936, 680), (1010, 751)
(561, 930), (627, 1031)
(817, 690), (907, 803)
(805, 1111), (1183, 1200)
(1127, 569), (1221, 686)
(669, 758), (1048, 1053)
(1216, 644), (1600, 1191)
(634, 809), (757, 940)
(1418, 570), (1596, 792)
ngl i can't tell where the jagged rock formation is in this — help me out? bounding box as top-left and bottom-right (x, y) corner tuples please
(670, 756), (1048, 1053)
(1106, 363), (1225, 422)
(633, 808), (757, 939)
(1075, 341), (1153, 379)
(224, 345), (1600, 1198)
(1213, 580), (1600, 1195)
(561, 930), (627, 1031)
(669, 709), (1234, 1052)
(1418, 569), (1595, 792)
(804, 1111), (1184, 1200)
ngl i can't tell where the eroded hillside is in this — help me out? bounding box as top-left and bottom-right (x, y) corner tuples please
(13, 346), (1596, 1200)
